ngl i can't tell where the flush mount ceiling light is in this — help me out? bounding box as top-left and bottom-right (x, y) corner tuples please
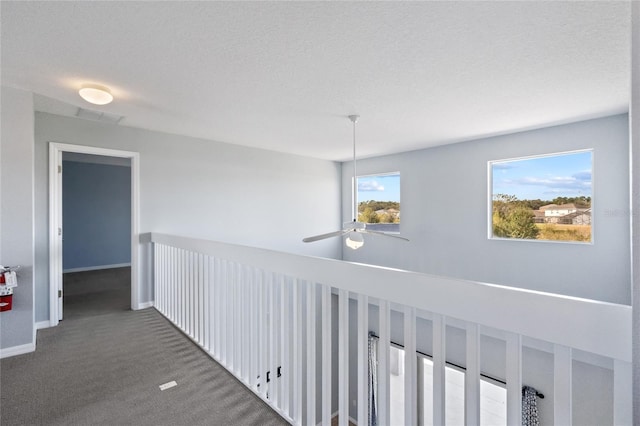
(303, 115), (409, 250)
(78, 83), (113, 105)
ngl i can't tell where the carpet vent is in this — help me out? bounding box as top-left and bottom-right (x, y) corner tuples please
(159, 381), (177, 391)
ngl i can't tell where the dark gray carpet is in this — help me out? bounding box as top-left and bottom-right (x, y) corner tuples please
(62, 267), (131, 320)
(0, 269), (288, 426)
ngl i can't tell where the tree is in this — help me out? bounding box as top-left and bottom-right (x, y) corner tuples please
(492, 194), (539, 239)
(358, 207), (380, 223)
(379, 212), (394, 223)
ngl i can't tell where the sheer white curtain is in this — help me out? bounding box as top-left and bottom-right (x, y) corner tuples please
(368, 333), (378, 426)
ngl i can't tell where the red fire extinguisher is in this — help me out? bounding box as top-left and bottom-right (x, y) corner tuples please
(0, 266), (19, 312)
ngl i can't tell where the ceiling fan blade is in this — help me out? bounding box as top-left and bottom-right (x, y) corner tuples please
(303, 229), (348, 243)
(362, 229), (410, 242)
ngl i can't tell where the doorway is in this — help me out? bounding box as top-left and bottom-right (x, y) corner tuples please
(49, 143), (140, 326)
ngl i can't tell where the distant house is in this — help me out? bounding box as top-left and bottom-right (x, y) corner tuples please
(535, 204), (591, 225)
(532, 210), (546, 223)
(539, 203), (578, 217)
(558, 209), (592, 225)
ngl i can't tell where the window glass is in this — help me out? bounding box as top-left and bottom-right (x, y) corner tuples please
(418, 357), (507, 426)
(490, 150), (592, 242)
(357, 172), (400, 233)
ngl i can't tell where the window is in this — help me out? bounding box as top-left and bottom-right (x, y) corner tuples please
(357, 172), (400, 232)
(489, 150), (592, 243)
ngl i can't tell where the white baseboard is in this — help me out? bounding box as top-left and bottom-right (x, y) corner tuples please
(63, 263), (131, 273)
(0, 342), (35, 359)
(136, 301), (154, 310)
(36, 320), (52, 330)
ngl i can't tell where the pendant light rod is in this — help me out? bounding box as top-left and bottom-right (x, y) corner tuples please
(348, 114), (359, 222)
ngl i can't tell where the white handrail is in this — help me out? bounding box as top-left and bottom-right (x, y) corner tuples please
(148, 232), (631, 363)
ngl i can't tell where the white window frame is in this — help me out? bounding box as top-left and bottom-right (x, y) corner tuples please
(356, 171), (402, 234)
(487, 149), (594, 244)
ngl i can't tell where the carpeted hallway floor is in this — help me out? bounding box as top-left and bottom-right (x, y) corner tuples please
(0, 268), (288, 426)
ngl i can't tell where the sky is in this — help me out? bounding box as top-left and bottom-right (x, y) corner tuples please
(357, 173), (400, 203)
(491, 151), (592, 201)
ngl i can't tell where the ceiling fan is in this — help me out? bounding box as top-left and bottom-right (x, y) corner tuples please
(303, 115), (409, 250)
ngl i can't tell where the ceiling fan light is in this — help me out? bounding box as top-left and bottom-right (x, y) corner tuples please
(79, 84), (113, 105)
(345, 232), (364, 250)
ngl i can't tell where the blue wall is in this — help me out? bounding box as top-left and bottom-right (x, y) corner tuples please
(62, 161), (131, 271)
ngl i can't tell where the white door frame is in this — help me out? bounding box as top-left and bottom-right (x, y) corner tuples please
(48, 142), (140, 326)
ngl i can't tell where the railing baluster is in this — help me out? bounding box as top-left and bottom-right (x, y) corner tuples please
(203, 254), (209, 351)
(191, 251), (197, 337)
(404, 306), (417, 426)
(190, 252), (195, 340)
(198, 253), (204, 345)
(210, 257), (215, 358)
(357, 293), (368, 426)
(269, 273), (280, 407)
(242, 266), (249, 384)
(378, 300), (391, 426)
(246, 267), (252, 385)
(338, 288), (349, 426)
(185, 250), (194, 337)
(554, 344), (573, 425)
(506, 333), (522, 425)
(248, 267), (256, 389)
(213, 257), (220, 360)
(165, 247), (176, 324)
(224, 260), (230, 367)
(153, 244), (159, 311)
(231, 261), (237, 372)
(194, 252), (199, 342)
(321, 284), (332, 426)
(292, 279), (303, 425)
(306, 282), (317, 426)
(175, 248), (180, 327)
(166, 245), (170, 315)
(432, 314), (446, 426)
(194, 253), (199, 342)
(234, 263), (241, 375)
(166, 246), (170, 320)
(280, 275), (290, 416)
(156, 244), (161, 312)
(465, 323), (481, 426)
(258, 269), (267, 397)
(241, 266), (246, 383)
(222, 260), (229, 367)
(180, 249), (186, 330)
(267, 272), (275, 403)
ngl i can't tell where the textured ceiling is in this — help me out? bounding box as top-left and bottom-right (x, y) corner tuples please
(1, 1), (631, 161)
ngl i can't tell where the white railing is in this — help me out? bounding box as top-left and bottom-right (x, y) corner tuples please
(148, 233), (632, 425)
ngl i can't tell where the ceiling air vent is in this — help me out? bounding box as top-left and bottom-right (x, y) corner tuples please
(75, 107), (124, 124)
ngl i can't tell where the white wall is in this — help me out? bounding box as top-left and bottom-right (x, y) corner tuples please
(34, 112), (342, 322)
(0, 86), (35, 351)
(343, 114), (630, 304)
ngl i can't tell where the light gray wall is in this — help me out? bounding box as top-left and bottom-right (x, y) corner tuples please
(0, 86), (35, 350)
(34, 112), (342, 322)
(342, 114), (631, 304)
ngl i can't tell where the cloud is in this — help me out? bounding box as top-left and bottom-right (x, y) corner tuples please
(502, 174), (591, 193)
(358, 180), (385, 192)
(573, 170), (591, 181)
